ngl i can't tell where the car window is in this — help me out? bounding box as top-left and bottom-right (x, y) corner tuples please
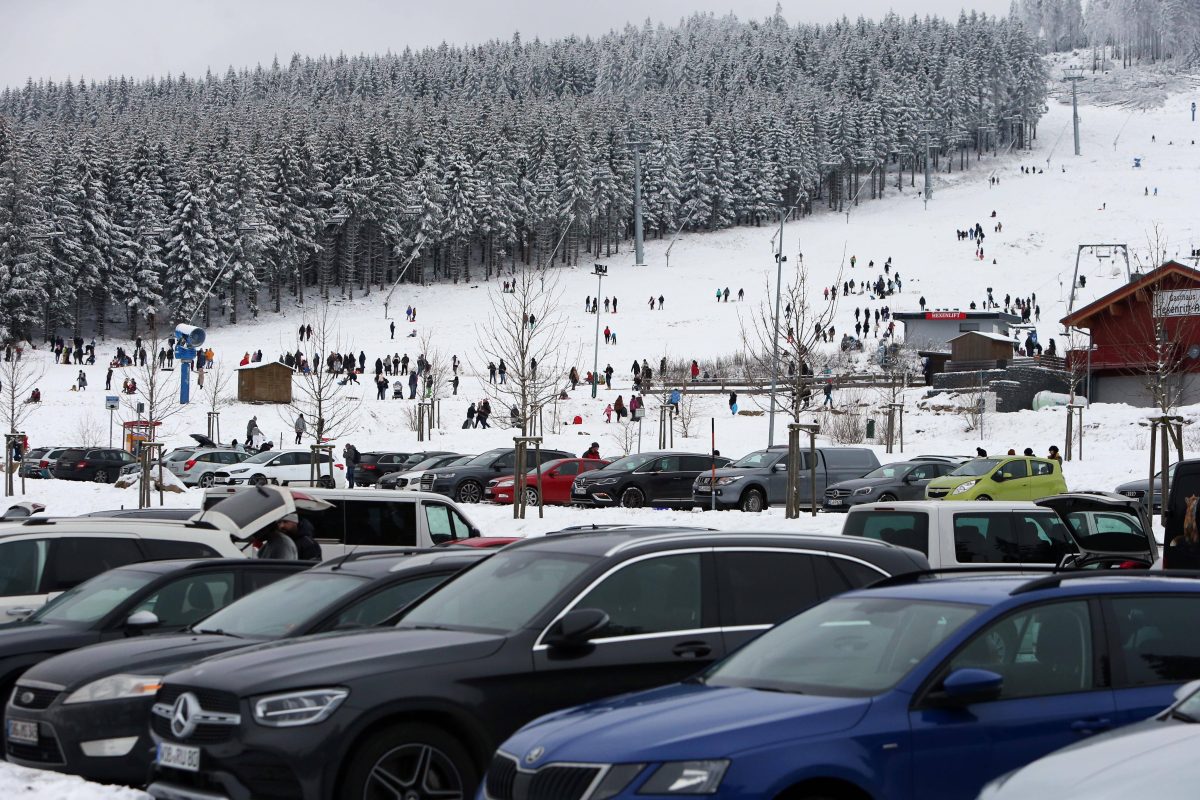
(844, 511), (930, 556)
(345, 501), (417, 547)
(999, 459), (1028, 479)
(1109, 596), (1200, 686)
(300, 506), (346, 544)
(493, 452), (515, 470)
(0, 539), (49, 597)
(1068, 512), (1150, 553)
(43, 538), (144, 592)
(538, 451), (568, 465)
(1031, 460), (1055, 477)
(908, 464), (938, 481)
(425, 503), (470, 544)
(132, 572), (235, 628)
(330, 574), (449, 630)
(572, 553), (704, 639)
(953, 513), (1019, 563)
(716, 551), (818, 626)
(555, 462), (580, 476)
(682, 455), (714, 471)
(1013, 513), (1076, 563)
(946, 600), (1093, 700)
(31, 569), (158, 624)
(141, 539), (222, 559)
(654, 456), (681, 472)
(196, 573), (367, 638)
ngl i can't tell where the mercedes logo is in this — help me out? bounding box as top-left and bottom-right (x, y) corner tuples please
(170, 692), (201, 739)
(524, 746), (544, 765)
(18, 691), (33, 706)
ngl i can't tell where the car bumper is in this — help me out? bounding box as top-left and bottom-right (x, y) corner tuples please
(485, 487), (515, 504)
(691, 489), (740, 509)
(6, 696), (157, 785)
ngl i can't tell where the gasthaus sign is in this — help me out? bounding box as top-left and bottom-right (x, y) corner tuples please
(1154, 289), (1200, 318)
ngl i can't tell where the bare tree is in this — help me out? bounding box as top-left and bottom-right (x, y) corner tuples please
(0, 352), (45, 434)
(417, 328), (448, 404)
(1133, 223), (1172, 274)
(676, 392), (699, 438)
(475, 267), (578, 434)
(739, 255), (842, 422)
(75, 411), (104, 447)
(286, 304), (361, 443)
(122, 327), (184, 438)
(607, 420), (637, 457)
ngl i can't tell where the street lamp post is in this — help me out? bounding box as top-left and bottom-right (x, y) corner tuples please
(1063, 66), (1085, 156)
(591, 264), (607, 399)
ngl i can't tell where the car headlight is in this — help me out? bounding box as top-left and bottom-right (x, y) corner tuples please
(853, 486), (875, 495)
(714, 476), (742, 486)
(496, 479), (513, 487)
(253, 688), (348, 727)
(438, 472), (455, 479)
(950, 480), (978, 495)
(593, 477), (618, 485)
(63, 674), (163, 705)
(230, 468), (246, 474)
(639, 760), (729, 794)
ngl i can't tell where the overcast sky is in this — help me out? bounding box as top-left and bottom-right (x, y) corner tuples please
(0, 0), (1013, 89)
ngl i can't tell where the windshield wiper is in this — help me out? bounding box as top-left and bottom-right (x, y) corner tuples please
(193, 628), (243, 639)
(1170, 709), (1199, 723)
(407, 624), (456, 631)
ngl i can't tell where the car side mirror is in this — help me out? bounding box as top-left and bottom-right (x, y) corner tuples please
(545, 470), (557, 478)
(992, 472), (1007, 482)
(940, 668), (1003, 705)
(773, 463), (788, 472)
(544, 608), (609, 650)
(125, 610), (160, 632)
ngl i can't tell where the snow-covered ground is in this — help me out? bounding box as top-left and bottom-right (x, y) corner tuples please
(4, 58), (1200, 798)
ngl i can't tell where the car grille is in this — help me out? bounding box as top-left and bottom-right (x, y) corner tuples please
(5, 727), (64, 765)
(151, 712), (236, 744)
(420, 474), (435, 492)
(157, 685), (241, 714)
(11, 686), (59, 709)
(825, 488), (852, 499)
(485, 753), (603, 800)
(1120, 490), (1144, 498)
(927, 487), (950, 499)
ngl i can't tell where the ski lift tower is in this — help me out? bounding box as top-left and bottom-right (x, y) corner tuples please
(627, 139), (652, 266)
(1063, 66), (1086, 156)
(1068, 243), (1132, 313)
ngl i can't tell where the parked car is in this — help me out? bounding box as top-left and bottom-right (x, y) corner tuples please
(19, 447), (61, 480)
(145, 530), (927, 800)
(378, 453), (465, 490)
(211, 448), (347, 488)
(1115, 462), (1175, 514)
(81, 508), (199, 521)
(354, 451), (423, 486)
(1160, 458), (1200, 568)
(823, 458), (962, 510)
(161, 443), (250, 487)
(492, 570), (1200, 800)
(50, 447), (138, 483)
(841, 493), (1157, 567)
(925, 455), (1067, 501)
(203, 486), (481, 556)
(694, 446), (879, 511)
(979, 680), (1200, 800)
(574, 451), (732, 509)
(7, 548), (489, 785)
(485, 458), (610, 505)
(420, 447), (573, 503)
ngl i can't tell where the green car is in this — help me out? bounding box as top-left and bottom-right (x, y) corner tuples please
(925, 456), (1067, 501)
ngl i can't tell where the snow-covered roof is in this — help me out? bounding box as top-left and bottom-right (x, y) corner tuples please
(236, 361), (290, 371)
(947, 331), (1015, 344)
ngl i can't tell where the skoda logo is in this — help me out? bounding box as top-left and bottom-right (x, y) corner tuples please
(170, 692), (202, 739)
(524, 746), (544, 765)
(18, 691), (34, 706)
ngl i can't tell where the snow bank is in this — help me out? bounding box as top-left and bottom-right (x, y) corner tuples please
(0, 761), (147, 800)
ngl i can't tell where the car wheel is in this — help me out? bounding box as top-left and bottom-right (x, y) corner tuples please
(456, 481), (483, 504)
(93, 469), (109, 483)
(339, 722), (476, 800)
(877, 492), (898, 502)
(250, 473), (268, 487)
(619, 486), (645, 508)
(198, 473), (216, 488)
(976, 494), (992, 501)
(318, 475), (335, 489)
(740, 488), (766, 512)
(524, 486), (540, 506)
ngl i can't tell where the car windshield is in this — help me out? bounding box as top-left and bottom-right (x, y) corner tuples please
(732, 450), (777, 468)
(399, 550), (594, 634)
(1175, 686), (1200, 720)
(950, 459), (1001, 477)
(194, 573), (368, 638)
(464, 450), (506, 466)
(705, 597), (980, 696)
(600, 453), (658, 472)
(240, 451), (280, 465)
(445, 455), (474, 466)
(863, 463), (915, 479)
(29, 569), (159, 626)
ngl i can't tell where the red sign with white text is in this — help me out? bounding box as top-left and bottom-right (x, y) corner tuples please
(925, 312), (966, 320)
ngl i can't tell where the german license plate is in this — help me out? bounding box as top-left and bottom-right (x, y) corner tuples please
(6, 719), (38, 744)
(573, 486), (586, 495)
(827, 498), (842, 506)
(157, 741), (201, 772)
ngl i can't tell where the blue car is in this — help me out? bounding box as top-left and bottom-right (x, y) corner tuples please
(484, 572), (1200, 800)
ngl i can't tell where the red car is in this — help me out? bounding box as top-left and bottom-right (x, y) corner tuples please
(484, 457), (610, 505)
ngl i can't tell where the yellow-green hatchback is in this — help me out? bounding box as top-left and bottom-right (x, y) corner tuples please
(925, 456), (1066, 501)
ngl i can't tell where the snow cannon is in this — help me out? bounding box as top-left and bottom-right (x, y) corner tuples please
(175, 324), (206, 349)
(173, 324), (205, 406)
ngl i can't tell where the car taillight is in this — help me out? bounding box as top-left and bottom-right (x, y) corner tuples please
(184, 459), (197, 470)
(38, 460), (48, 468)
(1118, 560), (1147, 570)
(333, 463), (344, 470)
(362, 464), (377, 470)
(76, 461), (88, 469)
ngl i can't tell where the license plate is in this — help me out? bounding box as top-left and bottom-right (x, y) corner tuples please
(827, 498), (842, 506)
(696, 487), (711, 493)
(6, 719), (38, 744)
(573, 487), (586, 495)
(157, 741), (201, 772)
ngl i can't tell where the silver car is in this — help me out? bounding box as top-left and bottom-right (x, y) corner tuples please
(162, 447), (249, 487)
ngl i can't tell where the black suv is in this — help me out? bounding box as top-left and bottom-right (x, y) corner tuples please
(51, 447), (138, 483)
(421, 447), (572, 503)
(8, 549), (489, 785)
(572, 451), (732, 508)
(147, 530), (927, 800)
(355, 452), (425, 486)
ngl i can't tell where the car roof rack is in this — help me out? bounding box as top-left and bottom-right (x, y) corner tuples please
(1010, 569), (1200, 595)
(321, 547), (442, 567)
(867, 566), (1050, 589)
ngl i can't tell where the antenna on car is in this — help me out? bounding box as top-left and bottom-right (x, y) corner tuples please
(330, 545), (360, 571)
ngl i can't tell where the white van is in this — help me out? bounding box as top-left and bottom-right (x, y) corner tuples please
(202, 486), (482, 557)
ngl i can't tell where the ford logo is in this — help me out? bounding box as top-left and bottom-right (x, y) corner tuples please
(524, 746), (544, 764)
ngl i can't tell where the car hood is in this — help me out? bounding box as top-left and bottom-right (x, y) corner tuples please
(21, 632), (258, 689)
(1114, 478), (1151, 492)
(163, 627), (506, 696)
(826, 477), (895, 491)
(982, 720), (1200, 799)
(926, 474), (977, 488)
(697, 467), (772, 480)
(506, 682), (870, 765)
(0, 622), (95, 657)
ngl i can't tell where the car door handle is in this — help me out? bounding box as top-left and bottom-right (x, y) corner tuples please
(672, 641), (712, 659)
(1070, 718), (1112, 735)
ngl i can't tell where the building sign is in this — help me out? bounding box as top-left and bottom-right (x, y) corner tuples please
(925, 311), (966, 320)
(1153, 289), (1200, 318)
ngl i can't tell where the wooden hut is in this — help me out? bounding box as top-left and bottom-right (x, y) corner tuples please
(236, 361), (293, 404)
(946, 331), (1015, 371)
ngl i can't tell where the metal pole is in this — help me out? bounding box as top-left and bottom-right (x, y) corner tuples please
(591, 269), (604, 399)
(767, 208), (786, 446)
(1072, 79), (1081, 156)
(809, 429), (818, 517)
(632, 145), (646, 266)
(710, 418), (717, 512)
(108, 408), (113, 447)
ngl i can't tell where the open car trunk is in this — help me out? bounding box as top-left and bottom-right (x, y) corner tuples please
(191, 485), (333, 543)
(1035, 492), (1158, 565)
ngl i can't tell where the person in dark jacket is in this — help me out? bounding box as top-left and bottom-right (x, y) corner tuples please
(290, 517), (322, 561)
(729, 391), (738, 414)
(408, 369), (418, 399)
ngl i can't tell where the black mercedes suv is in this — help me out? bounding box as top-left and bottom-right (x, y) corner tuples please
(147, 530), (927, 800)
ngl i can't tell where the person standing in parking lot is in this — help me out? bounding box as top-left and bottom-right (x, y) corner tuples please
(256, 520), (298, 560)
(343, 443), (360, 488)
(294, 414), (306, 444)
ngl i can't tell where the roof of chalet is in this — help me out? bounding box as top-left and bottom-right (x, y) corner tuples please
(1061, 260), (1200, 328)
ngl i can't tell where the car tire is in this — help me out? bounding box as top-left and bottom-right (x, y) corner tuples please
(877, 492), (898, 502)
(93, 469), (109, 483)
(456, 481), (483, 504)
(339, 721), (476, 800)
(619, 486), (645, 508)
(976, 494), (992, 501)
(740, 488), (766, 513)
(250, 474), (268, 487)
(524, 486), (540, 506)
(198, 473), (216, 488)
